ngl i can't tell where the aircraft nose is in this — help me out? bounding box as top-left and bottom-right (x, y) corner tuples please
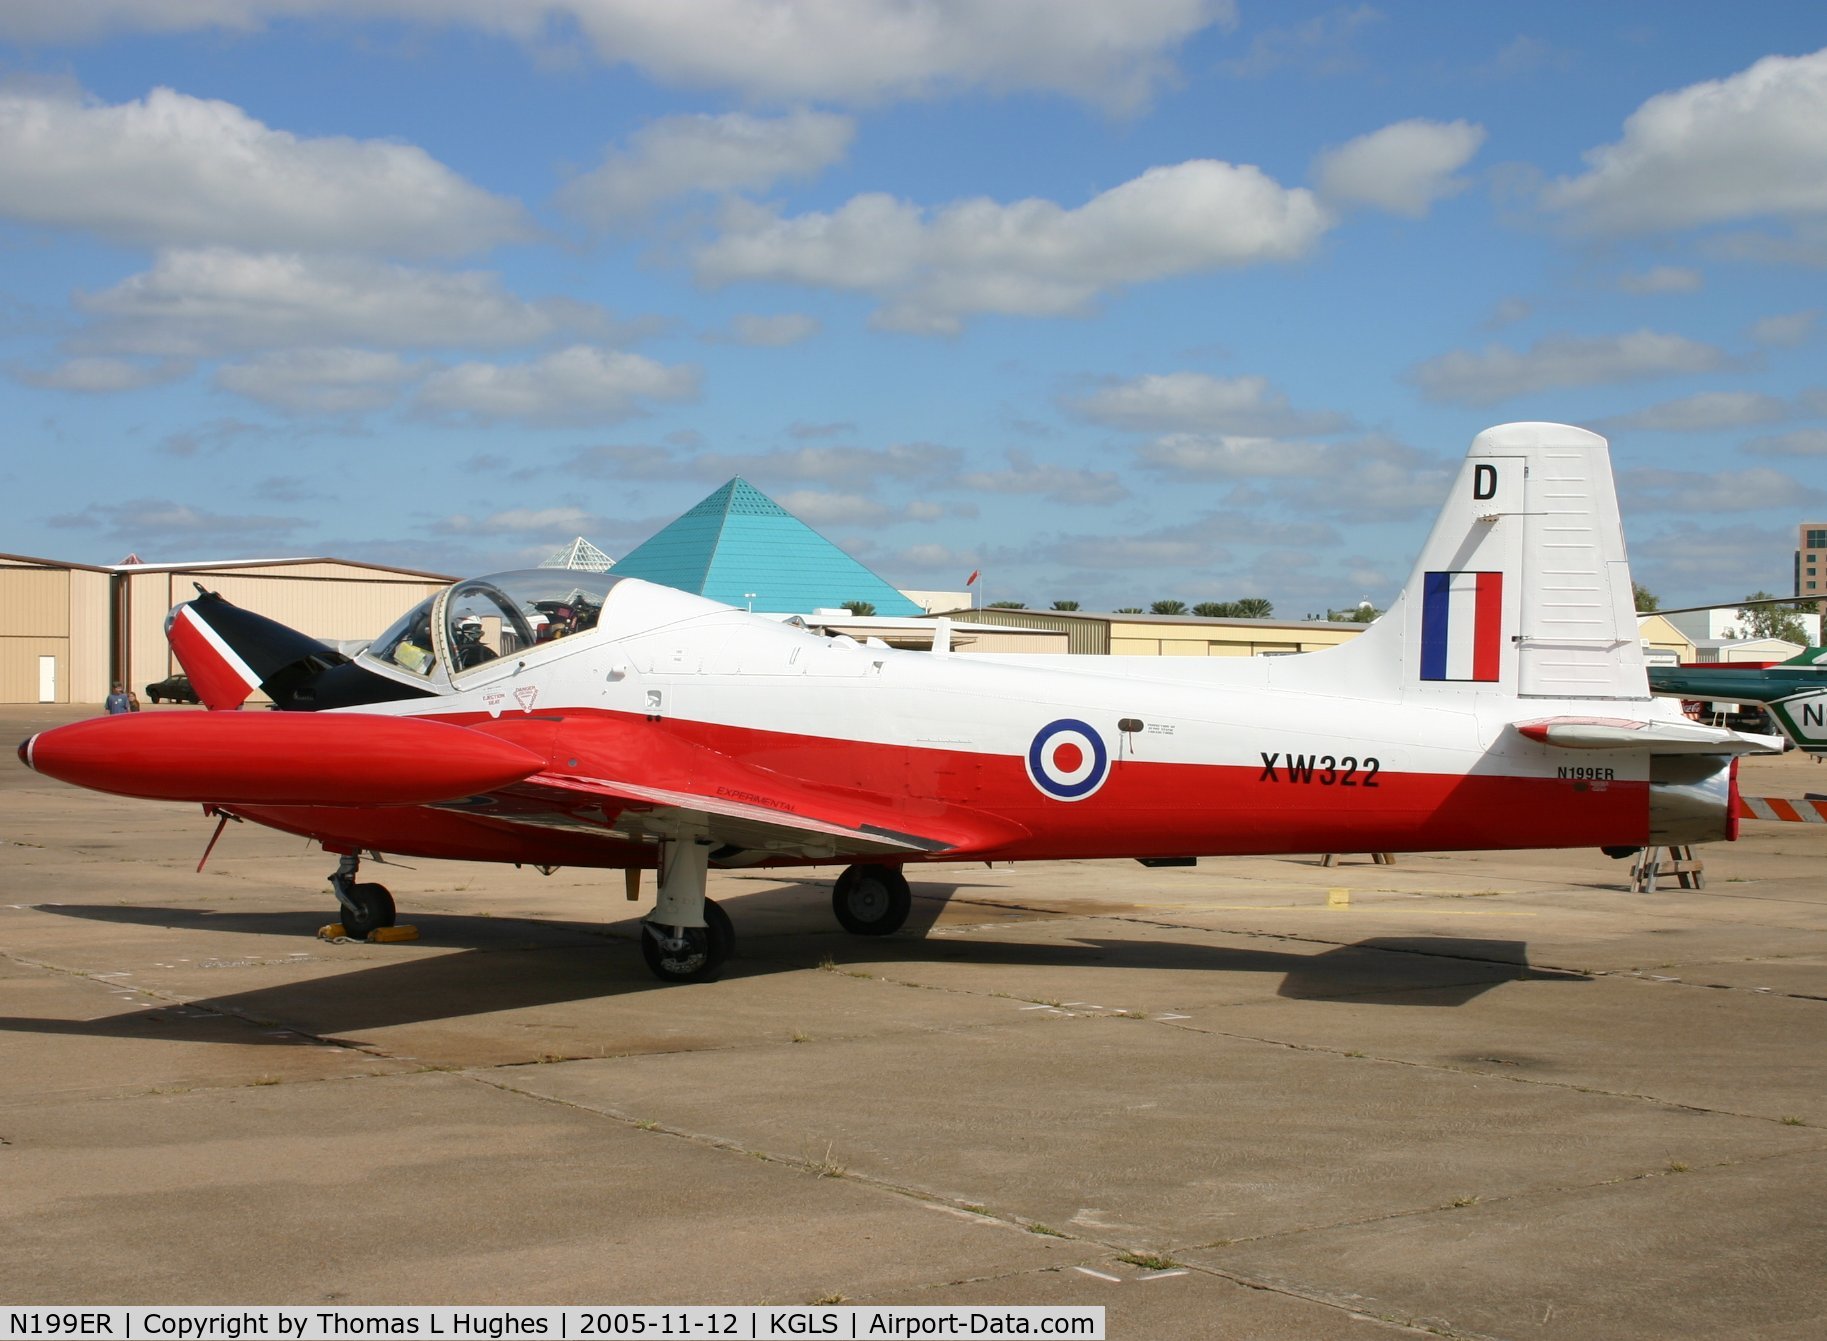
(18, 735), (36, 770)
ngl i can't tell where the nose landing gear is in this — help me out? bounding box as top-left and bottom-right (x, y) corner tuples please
(329, 853), (396, 939)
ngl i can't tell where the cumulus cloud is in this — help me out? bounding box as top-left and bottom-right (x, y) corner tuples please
(1407, 330), (1732, 405)
(956, 450), (1126, 505)
(1621, 465), (1827, 513)
(1596, 390), (1794, 433)
(1544, 47), (1827, 234)
(1750, 309), (1819, 347)
(47, 496), (305, 550)
(1617, 266), (1702, 294)
(1135, 432), (1454, 519)
(0, 85), (528, 256)
(0, 1), (1231, 110)
(11, 355), (189, 392)
(1064, 371), (1352, 436)
(74, 249), (608, 357)
(213, 348), (422, 414)
(772, 489), (893, 526)
(432, 505), (600, 536)
(415, 345), (699, 427)
(559, 110), (853, 224)
(725, 312), (822, 347)
(1312, 118), (1486, 218)
(1745, 428), (1827, 457)
(695, 160), (1332, 334)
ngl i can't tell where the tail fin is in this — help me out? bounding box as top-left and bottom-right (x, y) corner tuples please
(1317, 422), (1646, 702)
(166, 588), (348, 711)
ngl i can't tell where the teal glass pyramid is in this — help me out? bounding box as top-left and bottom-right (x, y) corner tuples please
(611, 478), (920, 616)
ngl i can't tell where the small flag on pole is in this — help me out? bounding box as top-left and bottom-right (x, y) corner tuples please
(966, 570), (979, 585)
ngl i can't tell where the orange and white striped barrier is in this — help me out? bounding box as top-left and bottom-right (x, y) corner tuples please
(1738, 796), (1827, 823)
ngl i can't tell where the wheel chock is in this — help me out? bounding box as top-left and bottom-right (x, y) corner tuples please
(316, 923), (419, 943)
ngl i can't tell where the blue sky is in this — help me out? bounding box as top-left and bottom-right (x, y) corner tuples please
(2, 1), (1824, 615)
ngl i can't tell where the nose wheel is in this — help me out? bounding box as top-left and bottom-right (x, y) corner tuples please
(329, 853), (396, 938)
(833, 863), (912, 936)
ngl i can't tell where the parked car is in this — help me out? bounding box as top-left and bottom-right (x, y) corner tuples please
(145, 674), (200, 704)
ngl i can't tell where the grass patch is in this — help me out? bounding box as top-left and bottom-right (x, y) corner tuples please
(1027, 1223), (1067, 1238)
(1116, 1252), (1180, 1271)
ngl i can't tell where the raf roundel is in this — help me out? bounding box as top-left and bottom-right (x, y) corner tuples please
(1026, 718), (1110, 801)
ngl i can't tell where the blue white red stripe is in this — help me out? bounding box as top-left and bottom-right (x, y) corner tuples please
(1419, 571), (1503, 682)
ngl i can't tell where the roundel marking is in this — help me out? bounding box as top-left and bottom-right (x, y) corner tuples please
(1026, 718), (1109, 801)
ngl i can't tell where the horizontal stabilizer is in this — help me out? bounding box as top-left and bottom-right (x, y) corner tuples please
(19, 712), (543, 805)
(1513, 716), (1779, 755)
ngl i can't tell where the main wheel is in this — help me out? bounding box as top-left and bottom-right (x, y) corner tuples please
(640, 897), (733, 983)
(832, 864), (912, 936)
(340, 882), (396, 939)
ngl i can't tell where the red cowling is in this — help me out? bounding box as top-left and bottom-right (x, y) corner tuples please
(18, 712), (544, 806)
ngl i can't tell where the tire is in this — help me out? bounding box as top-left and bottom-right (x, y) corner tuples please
(832, 864), (912, 936)
(340, 882), (396, 939)
(640, 897), (732, 983)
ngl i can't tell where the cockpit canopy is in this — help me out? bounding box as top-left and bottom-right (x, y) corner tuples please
(362, 569), (622, 682)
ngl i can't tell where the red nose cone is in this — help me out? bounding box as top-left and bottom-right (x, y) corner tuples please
(21, 712), (543, 806)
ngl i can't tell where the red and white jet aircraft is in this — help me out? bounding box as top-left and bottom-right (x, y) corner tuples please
(19, 422), (1777, 982)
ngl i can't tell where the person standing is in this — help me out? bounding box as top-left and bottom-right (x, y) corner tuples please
(105, 683), (129, 714)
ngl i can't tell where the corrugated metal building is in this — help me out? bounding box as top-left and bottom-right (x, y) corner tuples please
(0, 553), (452, 704)
(941, 608), (1370, 657)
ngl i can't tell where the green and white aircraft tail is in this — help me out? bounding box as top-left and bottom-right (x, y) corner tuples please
(1647, 647), (1827, 753)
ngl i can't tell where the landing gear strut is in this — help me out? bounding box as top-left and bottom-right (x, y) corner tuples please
(832, 863), (912, 936)
(329, 853), (395, 939)
(639, 834), (733, 983)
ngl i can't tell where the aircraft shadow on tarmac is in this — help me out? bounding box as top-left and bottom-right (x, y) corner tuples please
(0, 889), (1588, 1046)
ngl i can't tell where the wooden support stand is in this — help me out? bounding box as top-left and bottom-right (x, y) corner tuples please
(1630, 845), (1704, 893)
(1320, 853), (1396, 867)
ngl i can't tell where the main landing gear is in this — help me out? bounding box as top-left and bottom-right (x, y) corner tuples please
(328, 852), (396, 939)
(639, 834), (733, 984)
(832, 863), (912, 936)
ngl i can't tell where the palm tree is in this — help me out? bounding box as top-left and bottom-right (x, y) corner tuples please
(841, 600), (876, 617)
(1050, 600), (1080, 611)
(1232, 597), (1273, 619)
(1150, 599), (1187, 615)
(1114, 607), (1143, 614)
(1192, 602), (1236, 618)
(986, 600), (1028, 609)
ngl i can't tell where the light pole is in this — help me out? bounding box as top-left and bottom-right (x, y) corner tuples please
(744, 592), (756, 613)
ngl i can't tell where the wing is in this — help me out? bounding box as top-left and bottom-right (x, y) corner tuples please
(444, 714), (1026, 862)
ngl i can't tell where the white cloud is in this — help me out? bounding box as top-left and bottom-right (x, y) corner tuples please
(559, 110), (853, 224)
(1598, 391), (1792, 433)
(11, 355), (189, 392)
(1745, 428), (1827, 458)
(74, 249), (607, 356)
(725, 312), (822, 347)
(695, 160), (1332, 334)
(1064, 371), (1351, 435)
(1312, 118), (1486, 218)
(213, 348), (422, 414)
(1621, 465), (1827, 513)
(433, 506), (599, 536)
(0, 1), (1232, 110)
(1407, 330), (1732, 405)
(1135, 432), (1454, 518)
(415, 345), (699, 426)
(1544, 47), (1827, 234)
(1750, 309), (1820, 347)
(772, 490), (892, 526)
(1616, 265), (1702, 294)
(0, 85), (528, 256)
(47, 496), (304, 550)
(956, 450), (1126, 505)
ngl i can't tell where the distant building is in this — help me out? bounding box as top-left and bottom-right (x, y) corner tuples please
(1798, 522), (1827, 598)
(611, 477), (921, 616)
(540, 536), (615, 572)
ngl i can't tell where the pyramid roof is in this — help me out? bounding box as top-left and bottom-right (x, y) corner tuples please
(611, 478), (920, 616)
(539, 536), (616, 572)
